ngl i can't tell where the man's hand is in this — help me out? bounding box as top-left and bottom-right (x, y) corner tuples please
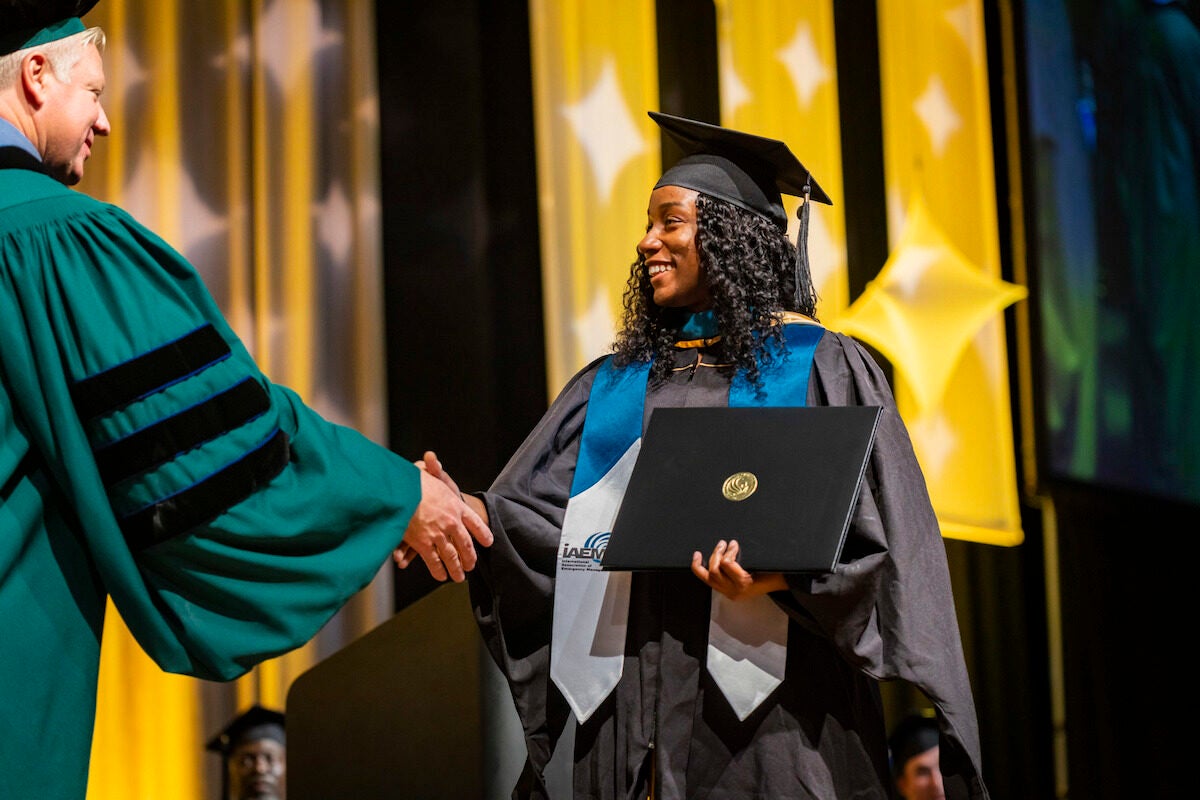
(690, 539), (788, 600)
(420, 451), (464, 498)
(394, 463), (492, 582)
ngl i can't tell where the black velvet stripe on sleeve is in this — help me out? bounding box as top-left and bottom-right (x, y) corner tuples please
(119, 428), (291, 551)
(93, 378), (272, 487)
(1, 450), (38, 502)
(71, 325), (231, 421)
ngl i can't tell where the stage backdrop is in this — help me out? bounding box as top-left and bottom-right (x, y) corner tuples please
(69, 0), (1033, 796)
(529, 0), (1025, 548)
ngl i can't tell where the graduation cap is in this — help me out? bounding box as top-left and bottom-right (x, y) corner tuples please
(205, 704), (286, 757)
(888, 710), (940, 776)
(649, 111), (831, 307)
(0, 1), (101, 56)
(649, 110), (832, 232)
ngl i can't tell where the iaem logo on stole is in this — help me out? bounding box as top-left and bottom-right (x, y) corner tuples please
(561, 531), (610, 571)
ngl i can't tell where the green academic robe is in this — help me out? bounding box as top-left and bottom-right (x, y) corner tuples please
(0, 163), (420, 797)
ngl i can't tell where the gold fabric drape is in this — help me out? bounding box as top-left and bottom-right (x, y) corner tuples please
(76, 1), (387, 797)
(532, 0), (1024, 546)
(837, 0), (1028, 546)
(529, 0), (661, 392)
(714, 0), (848, 317)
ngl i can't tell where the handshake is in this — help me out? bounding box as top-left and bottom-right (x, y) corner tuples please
(392, 451), (492, 583)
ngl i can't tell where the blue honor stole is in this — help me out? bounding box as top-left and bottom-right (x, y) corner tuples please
(551, 316), (824, 722)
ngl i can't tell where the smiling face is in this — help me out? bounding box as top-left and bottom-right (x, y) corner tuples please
(638, 185), (712, 312)
(37, 42), (109, 185)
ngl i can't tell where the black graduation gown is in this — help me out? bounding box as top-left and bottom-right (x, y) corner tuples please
(467, 328), (988, 800)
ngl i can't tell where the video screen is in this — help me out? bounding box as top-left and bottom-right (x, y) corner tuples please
(1019, 0), (1200, 506)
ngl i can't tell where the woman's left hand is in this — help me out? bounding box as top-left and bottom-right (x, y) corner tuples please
(691, 539), (788, 600)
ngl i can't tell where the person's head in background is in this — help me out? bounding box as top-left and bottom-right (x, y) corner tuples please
(0, 1), (110, 186)
(206, 705), (287, 800)
(889, 711), (944, 800)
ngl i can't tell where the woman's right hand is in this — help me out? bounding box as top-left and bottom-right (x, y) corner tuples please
(690, 539), (788, 600)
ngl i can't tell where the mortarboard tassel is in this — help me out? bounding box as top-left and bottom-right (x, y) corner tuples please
(795, 183), (811, 309)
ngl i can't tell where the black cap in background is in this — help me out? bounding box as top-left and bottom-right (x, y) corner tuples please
(205, 704), (286, 756)
(888, 710), (941, 776)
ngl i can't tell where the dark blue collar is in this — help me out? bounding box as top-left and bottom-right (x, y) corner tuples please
(679, 310), (719, 340)
(0, 118), (41, 161)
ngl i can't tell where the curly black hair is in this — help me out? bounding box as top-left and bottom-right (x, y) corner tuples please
(612, 192), (818, 387)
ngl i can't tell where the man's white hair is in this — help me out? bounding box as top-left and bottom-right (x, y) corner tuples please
(0, 27), (106, 92)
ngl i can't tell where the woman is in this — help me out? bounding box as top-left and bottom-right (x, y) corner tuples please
(409, 113), (988, 800)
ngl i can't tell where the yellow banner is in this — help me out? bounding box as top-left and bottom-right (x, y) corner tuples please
(839, 0), (1026, 545)
(714, 0), (849, 317)
(82, 2), (389, 797)
(529, 0), (661, 392)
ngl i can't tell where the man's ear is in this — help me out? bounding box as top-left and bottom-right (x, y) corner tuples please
(20, 53), (54, 108)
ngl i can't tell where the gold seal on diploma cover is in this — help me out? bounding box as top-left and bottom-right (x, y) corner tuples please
(722, 471), (758, 501)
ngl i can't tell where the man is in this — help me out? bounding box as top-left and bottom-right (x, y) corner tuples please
(206, 706), (288, 800)
(0, 2), (490, 796)
(890, 712), (946, 800)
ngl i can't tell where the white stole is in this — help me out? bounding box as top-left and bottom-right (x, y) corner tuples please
(551, 320), (824, 723)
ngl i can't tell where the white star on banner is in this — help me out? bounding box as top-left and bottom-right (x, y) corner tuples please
(121, 149), (227, 262)
(834, 194), (1026, 411)
(972, 317), (1008, 391)
(112, 37), (149, 110)
(355, 94), (379, 129)
(944, 2), (984, 66)
(265, 309), (293, 380)
(888, 245), (940, 298)
(314, 179), (353, 267)
(802, 207), (846, 306)
(776, 21), (831, 109)
(309, 386), (355, 428)
(562, 59), (647, 205)
(913, 74), (961, 157)
(572, 288), (617, 366)
(351, 179), (381, 253)
(909, 410), (958, 479)
(211, 27), (250, 71)
(218, 0), (342, 95)
(718, 41), (752, 117)
(260, 0), (342, 95)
